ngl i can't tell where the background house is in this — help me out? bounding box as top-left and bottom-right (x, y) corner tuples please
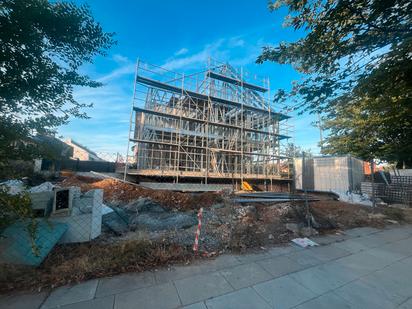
(64, 138), (102, 161)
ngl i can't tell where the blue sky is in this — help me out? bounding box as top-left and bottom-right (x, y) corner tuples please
(59, 0), (321, 155)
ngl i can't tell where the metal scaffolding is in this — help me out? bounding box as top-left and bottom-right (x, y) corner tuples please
(124, 59), (293, 184)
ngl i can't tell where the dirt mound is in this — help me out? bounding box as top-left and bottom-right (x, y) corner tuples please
(309, 200), (385, 229)
(59, 175), (222, 211)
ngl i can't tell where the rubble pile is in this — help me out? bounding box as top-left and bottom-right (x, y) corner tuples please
(2, 173), (411, 293)
(59, 175), (222, 211)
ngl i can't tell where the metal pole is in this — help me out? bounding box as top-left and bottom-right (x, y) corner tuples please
(123, 58), (140, 181)
(370, 159), (376, 207)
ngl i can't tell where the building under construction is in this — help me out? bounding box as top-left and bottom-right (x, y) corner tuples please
(124, 59), (292, 189)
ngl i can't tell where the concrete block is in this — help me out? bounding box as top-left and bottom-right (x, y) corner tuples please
(29, 191), (54, 214)
(50, 189), (103, 243)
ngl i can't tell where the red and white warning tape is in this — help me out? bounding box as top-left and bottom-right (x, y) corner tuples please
(193, 207), (204, 252)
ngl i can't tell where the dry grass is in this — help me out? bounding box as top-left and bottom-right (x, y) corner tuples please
(0, 239), (193, 293)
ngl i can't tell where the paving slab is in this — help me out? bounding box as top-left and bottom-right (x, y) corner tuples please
(256, 255), (305, 278)
(219, 262), (272, 290)
(55, 295), (114, 309)
(154, 263), (206, 283)
(344, 227), (381, 237)
(41, 280), (98, 309)
(290, 261), (358, 295)
(332, 239), (368, 253)
(287, 250), (323, 268)
(253, 275), (317, 309)
(199, 254), (241, 272)
(294, 291), (352, 309)
(335, 250), (395, 276)
(366, 246), (407, 263)
(114, 282), (180, 309)
(181, 302), (207, 309)
(398, 297), (412, 309)
(382, 237), (412, 256)
(350, 233), (390, 248)
(205, 287), (271, 309)
(267, 245), (302, 256)
(96, 271), (155, 297)
(312, 233), (350, 245)
(0, 291), (49, 309)
(374, 228), (412, 242)
(234, 251), (272, 264)
(359, 260), (412, 305)
(360, 271), (411, 305)
(174, 272), (233, 305)
(305, 245), (351, 262)
(334, 279), (397, 309)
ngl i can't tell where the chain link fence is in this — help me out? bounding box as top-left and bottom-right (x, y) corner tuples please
(0, 181), (108, 266)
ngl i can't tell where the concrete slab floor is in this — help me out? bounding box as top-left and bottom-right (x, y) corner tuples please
(1, 224), (412, 309)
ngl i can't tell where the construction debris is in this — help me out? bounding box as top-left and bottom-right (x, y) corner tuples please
(0, 219), (68, 266)
(1, 172), (411, 293)
(291, 238), (318, 248)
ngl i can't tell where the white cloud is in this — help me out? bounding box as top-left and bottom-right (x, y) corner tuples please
(174, 48), (189, 56)
(162, 39), (226, 71)
(97, 63), (135, 83)
(113, 54), (129, 64)
(228, 37), (245, 47)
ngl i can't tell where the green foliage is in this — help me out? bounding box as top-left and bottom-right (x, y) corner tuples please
(0, 0), (115, 162)
(258, 0), (412, 166)
(0, 188), (39, 255)
(283, 142), (313, 157)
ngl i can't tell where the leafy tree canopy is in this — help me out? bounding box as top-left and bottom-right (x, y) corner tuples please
(283, 142), (313, 158)
(258, 0), (412, 167)
(0, 0), (115, 162)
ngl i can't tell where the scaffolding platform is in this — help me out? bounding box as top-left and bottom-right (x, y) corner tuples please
(124, 59), (293, 184)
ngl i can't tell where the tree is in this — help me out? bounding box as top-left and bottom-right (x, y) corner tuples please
(258, 0), (412, 167)
(283, 142), (312, 158)
(0, 0), (115, 162)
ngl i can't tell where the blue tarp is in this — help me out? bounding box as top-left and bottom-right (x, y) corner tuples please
(0, 219), (67, 266)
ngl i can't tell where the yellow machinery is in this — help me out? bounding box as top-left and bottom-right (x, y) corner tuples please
(241, 181), (253, 191)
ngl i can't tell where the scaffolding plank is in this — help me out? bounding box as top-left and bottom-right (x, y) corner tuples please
(136, 75), (290, 121)
(125, 168), (292, 180)
(133, 107), (290, 140)
(206, 71), (267, 92)
(130, 138), (290, 158)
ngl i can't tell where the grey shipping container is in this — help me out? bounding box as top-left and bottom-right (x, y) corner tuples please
(294, 156), (364, 193)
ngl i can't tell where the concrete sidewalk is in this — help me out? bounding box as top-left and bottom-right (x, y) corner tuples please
(2, 225), (412, 309)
